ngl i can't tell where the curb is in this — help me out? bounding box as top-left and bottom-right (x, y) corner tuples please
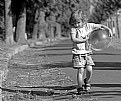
(7, 45), (28, 58)
(29, 37), (69, 47)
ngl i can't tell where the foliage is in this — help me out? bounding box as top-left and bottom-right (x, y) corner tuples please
(3, 0), (121, 40)
(25, 0), (91, 37)
(0, 0), (5, 40)
(2, 0), (90, 40)
(88, 0), (121, 23)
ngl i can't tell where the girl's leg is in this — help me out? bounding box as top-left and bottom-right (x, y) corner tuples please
(77, 68), (84, 88)
(86, 65), (92, 84)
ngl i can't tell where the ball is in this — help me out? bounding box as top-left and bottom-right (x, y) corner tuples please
(88, 28), (112, 51)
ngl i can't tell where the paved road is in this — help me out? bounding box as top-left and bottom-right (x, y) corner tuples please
(43, 39), (121, 101)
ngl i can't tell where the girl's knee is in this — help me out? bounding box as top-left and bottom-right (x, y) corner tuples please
(77, 68), (84, 74)
(86, 65), (92, 72)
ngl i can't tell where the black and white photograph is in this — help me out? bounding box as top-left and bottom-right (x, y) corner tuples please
(0, 0), (121, 101)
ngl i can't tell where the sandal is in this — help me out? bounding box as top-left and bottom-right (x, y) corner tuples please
(84, 78), (91, 91)
(77, 87), (84, 94)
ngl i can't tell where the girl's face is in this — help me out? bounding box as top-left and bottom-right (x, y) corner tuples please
(75, 20), (84, 28)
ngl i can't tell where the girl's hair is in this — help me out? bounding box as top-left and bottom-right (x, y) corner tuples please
(69, 9), (87, 26)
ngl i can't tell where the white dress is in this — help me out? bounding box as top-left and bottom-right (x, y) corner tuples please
(71, 23), (99, 54)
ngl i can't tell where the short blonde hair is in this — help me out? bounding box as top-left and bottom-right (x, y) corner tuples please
(69, 9), (87, 26)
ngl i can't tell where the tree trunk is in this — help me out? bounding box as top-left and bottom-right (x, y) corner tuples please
(116, 12), (120, 39)
(5, 0), (15, 45)
(16, 1), (27, 45)
(32, 9), (39, 40)
(56, 23), (61, 38)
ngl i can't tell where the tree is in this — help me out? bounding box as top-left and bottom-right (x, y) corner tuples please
(0, 1), (5, 40)
(32, 9), (39, 40)
(5, 0), (15, 45)
(88, 0), (121, 23)
(11, 0), (41, 44)
(15, 1), (27, 45)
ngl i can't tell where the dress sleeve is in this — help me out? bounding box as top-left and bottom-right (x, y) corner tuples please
(88, 23), (97, 28)
(70, 28), (76, 34)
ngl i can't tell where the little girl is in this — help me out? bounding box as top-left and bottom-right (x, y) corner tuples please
(69, 9), (112, 94)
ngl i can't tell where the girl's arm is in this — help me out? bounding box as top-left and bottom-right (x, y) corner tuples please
(94, 24), (113, 37)
(70, 32), (89, 44)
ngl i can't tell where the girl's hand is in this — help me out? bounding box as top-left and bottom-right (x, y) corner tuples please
(100, 25), (113, 37)
(83, 35), (89, 40)
(108, 29), (113, 37)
